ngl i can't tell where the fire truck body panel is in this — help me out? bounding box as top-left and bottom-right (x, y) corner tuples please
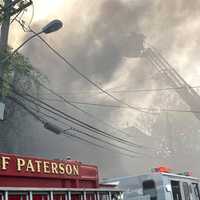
(104, 174), (165, 200)
(0, 187), (123, 200)
(0, 153), (123, 200)
(104, 172), (200, 200)
(0, 153), (98, 188)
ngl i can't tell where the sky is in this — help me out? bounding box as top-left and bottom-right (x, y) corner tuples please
(6, 0), (200, 177)
(12, 0), (200, 92)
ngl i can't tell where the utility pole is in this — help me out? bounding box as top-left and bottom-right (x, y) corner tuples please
(0, 0), (11, 50)
(0, 0), (32, 120)
(0, 0), (33, 96)
(0, 0), (12, 99)
(0, 0), (12, 120)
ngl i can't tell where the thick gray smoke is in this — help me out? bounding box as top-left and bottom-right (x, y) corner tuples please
(5, 0), (200, 177)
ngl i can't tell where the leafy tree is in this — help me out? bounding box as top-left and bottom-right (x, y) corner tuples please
(0, 48), (46, 152)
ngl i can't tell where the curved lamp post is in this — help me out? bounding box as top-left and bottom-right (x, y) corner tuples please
(0, 19), (63, 120)
(2, 19), (63, 63)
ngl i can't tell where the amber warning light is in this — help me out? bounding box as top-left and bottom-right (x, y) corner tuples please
(152, 166), (171, 173)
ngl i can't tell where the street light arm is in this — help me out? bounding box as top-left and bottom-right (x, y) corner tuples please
(0, 19), (63, 119)
(11, 31), (43, 56)
(1, 31), (43, 64)
(0, 19), (63, 64)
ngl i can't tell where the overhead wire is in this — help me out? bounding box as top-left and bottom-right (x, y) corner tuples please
(23, 92), (160, 141)
(29, 104), (141, 159)
(16, 20), (155, 115)
(10, 19), (156, 149)
(38, 81), (152, 148)
(27, 2), (34, 27)
(11, 19), (200, 130)
(62, 132), (138, 159)
(13, 19), (164, 153)
(9, 97), (141, 159)
(1, 2), (182, 159)
(38, 96), (200, 114)
(23, 88), (147, 148)
(7, 17), (200, 134)
(10, 1), (34, 26)
(11, 15), (184, 155)
(34, 105), (145, 157)
(1, 0), (32, 24)
(70, 128), (144, 157)
(10, 9), (23, 24)
(38, 85), (200, 96)
(20, 93), (157, 147)
(9, 93), (152, 157)
(8, 96), (45, 123)
(1, 75), (150, 150)
(8, 96), (141, 158)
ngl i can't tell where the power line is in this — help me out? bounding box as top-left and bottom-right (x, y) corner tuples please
(10, 9), (23, 24)
(3, 76), (148, 150)
(22, 92), (150, 149)
(14, 20), (155, 145)
(30, 104), (141, 158)
(9, 94), (150, 158)
(62, 131), (138, 159)
(20, 18), (200, 121)
(27, 101), (152, 157)
(6, 18), (152, 148)
(70, 128), (146, 157)
(11, 19), (157, 150)
(23, 90), (146, 148)
(35, 102), (160, 140)
(27, 2), (34, 27)
(9, 97), (141, 158)
(14, 20), (161, 151)
(39, 82), (152, 148)
(37, 106), (146, 157)
(38, 97), (200, 114)
(17, 22), (154, 115)
(38, 85), (200, 96)
(8, 96), (45, 123)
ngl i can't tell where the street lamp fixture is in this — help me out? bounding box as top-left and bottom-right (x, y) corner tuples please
(0, 19), (63, 120)
(42, 19), (63, 34)
(8, 19), (63, 59)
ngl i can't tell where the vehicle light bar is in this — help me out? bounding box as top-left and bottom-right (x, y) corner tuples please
(152, 166), (171, 173)
(178, 171), (192, 176)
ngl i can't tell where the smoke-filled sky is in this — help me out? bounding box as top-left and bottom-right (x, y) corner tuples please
(6, 0), (200, 177)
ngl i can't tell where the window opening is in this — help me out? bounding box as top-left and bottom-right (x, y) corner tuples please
(171, 181), (182, 200)
(142, 180), (157, 200)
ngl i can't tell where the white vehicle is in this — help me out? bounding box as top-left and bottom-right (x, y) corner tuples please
(103, 167), (200, 200)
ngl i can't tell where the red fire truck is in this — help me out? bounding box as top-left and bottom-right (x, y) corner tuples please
(0, 153), (123, 200)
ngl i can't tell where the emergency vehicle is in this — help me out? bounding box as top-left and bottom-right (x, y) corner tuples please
(103, 167), (200, 200)
(0, 153), (123, 200)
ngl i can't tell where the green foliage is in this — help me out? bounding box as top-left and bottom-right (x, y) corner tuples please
(0, 0), (4, 22)
(0, 49), (47, 97)
(0, 48), (47, 151)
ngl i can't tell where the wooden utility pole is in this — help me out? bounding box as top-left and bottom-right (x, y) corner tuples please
(0, 0), (32, 97)
(0, 0), (32, 95)
(0, 0), (32, 120)
(0, 0), (12, 99)
(0, 0), (11, 49)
